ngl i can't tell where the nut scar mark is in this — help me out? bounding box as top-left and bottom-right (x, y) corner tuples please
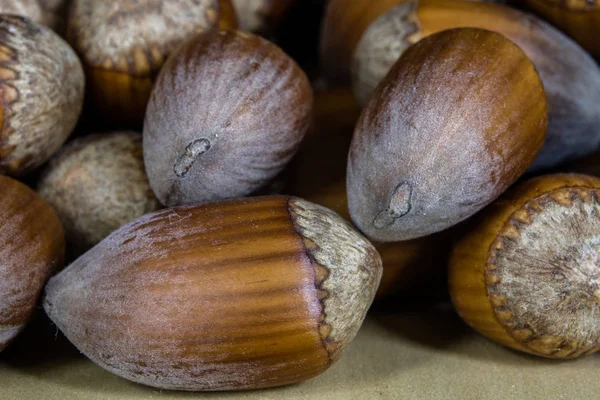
(174, 138), (211, 177)
(374, 182), (412, 228)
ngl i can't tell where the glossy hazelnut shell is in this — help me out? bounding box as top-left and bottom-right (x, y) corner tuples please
(0, 15), (84, 176)
(38, 132), (161, 253)
(43, 196), (382, 391)
(322, 0), (600, 171)
(0, 175), (64, 352)
(144, 30), (313, 207)
(67, 0), (237, 126)
(347, 28), (547, 242)
(524, 0), (600, 60)
(450, 174), (600, 358)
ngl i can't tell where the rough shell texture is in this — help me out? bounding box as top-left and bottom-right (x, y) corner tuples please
(0, 15), (84, 176)
(67, 0), (233, 124)
(43, 196), (381, 391)
(144, 29), (313, 207)
(350, 0), (600, 170)
(450, 174), (600, 358)
(0, 175), (64, 352)
(37, 132), (161, 253)
(232, 0), (294, 33)
(347, 28), (547, 242)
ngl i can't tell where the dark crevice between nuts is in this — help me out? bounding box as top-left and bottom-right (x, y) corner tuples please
(173, 138), (211, 178)
(373, 182), (412, 229)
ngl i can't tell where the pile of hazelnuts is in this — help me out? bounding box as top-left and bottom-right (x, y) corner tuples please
(1, 0), (599, 392)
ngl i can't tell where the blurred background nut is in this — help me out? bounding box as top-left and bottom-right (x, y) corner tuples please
(0, 0), (66, 31)
(232, 0), (295, 33)
(38, 132), (160, 255)
(67, 0), (237, 127)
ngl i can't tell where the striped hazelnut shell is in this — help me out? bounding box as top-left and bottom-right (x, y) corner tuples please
(0, 175), (64, 352)
(67, 0), (237, 126)
(43, 195), (382, 391)
(524, 0), (600, 60)
(37, 131), (161, 254)
(347, 28), (547, 242)
(450, 173), (600, 359)
(0, 15), (84, 176)
(144, 29), (313, 207)
(322, 0), (600, 171)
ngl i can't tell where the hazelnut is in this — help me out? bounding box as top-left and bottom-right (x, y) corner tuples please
(232, 0), (295, 33)
(524, 0), (600, 61)
(450, 174), (600, 359)
(37, 132), (161, 254)
(0, 0), (65, 31)
(0, 15), (84, 177)
(67, 0), (237, 126)
(0, 175), (64, 352)
(321, 0), (600, 171)
(144, 30), (313, 207)
(43, 196), (382, 391)
(289, 87), (447, 299)
(347, 28), (547, 242)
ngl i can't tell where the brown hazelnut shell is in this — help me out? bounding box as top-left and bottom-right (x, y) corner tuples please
(347, 28), (547, 242)
(0, 15), (84, 176)
(232, 0), (295, 33)
(524, 0), (600, 60)
(67, 0), (237, 126)
(450, 173), (600, 359)
(37, 131), (161, 254)
(43, 195), (382, 391)
(289, 87), (446, 299)
(0, 175), (64, 352)
(144, 29), (313, 207)
(322, 0), (600, 171)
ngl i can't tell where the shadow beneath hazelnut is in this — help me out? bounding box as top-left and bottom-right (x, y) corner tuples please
(370, 303), (574, 367)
